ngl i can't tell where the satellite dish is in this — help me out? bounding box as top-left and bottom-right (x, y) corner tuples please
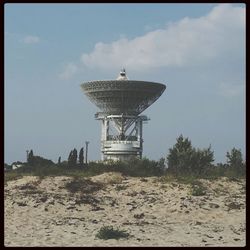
(81, 69), (166, 161)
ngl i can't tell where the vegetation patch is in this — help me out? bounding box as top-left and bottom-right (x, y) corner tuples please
(99, 173), (124, 184)
(75, 194), (100, 205)
(24, 189), (44, 195)
(85, 158), (165, 177)
(65, 177), (104, 194)
(226, 202), (243, 210)
(95, 226), (130, 240)
(38, 195), (48, 203)
(115, 185), (127, 191)
(140, 178), (148, 182)
(18, 183), (37, 190)
(190, 181), (207, 196)
(228, 177), (241, 182)
(5, 136), (245, 185)
(4, 172), (23, 183)
(159, 174), (199, 185)
(213, 186), (229, 196)
(15, 180), (43, 194)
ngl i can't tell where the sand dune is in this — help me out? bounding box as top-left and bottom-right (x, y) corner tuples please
(4, 172), (245, 247)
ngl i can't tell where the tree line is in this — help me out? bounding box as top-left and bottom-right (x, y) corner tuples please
(166, 135), (245, 178)
(26, 147), (85, 168)
(66, 147), (84, 167)
(8, 134), (245, 179)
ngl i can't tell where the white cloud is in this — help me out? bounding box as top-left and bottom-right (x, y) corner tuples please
(59, 63), (78, 80)
(22, 35), (40, 44)
(81, 4), (245, 71)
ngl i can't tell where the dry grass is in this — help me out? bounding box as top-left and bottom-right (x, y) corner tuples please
(64, 177), (104, 194)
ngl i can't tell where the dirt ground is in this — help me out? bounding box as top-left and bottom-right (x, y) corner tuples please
(4, 173), (246, 247)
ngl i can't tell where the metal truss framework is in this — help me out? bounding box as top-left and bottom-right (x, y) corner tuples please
(95, 112), (149, 161)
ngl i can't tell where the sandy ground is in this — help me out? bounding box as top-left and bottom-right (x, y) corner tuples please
(4, 173), (246, 247)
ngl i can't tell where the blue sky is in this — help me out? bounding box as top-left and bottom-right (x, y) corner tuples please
(5, 3), (245, 164)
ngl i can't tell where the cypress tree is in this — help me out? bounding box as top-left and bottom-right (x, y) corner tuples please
(58, 156), (61, 165)
(72, 148), (78, 166)
(68, 150), (73, 167)
(28, 150), (34, 166)
(79, 147), (84, 167)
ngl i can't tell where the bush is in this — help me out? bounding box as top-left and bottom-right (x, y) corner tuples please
(96, 226), (130, 240)
(85, 158), (165, 177)
(115, 185), (127, 191)
(65, 177), (103, 193)
(166, 135), (214, 177)
(190, 181), (207, 196)
(4, 172), (23, 183)
(12, 164), (88, 178)
(27, 151), (54, 167)
(226, 148), (244, 169)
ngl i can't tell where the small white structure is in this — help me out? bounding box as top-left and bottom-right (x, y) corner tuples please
(12, 164), (23, 170)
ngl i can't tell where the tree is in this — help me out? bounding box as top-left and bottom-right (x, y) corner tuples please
(68, 150), (73, 166)
(166, 135), (214, 176)
(58, 156), (61, 165)
(72, 148), (78, 166)
(157, 157), (165, 168)
(167, 135), (195, 175)
(32, 156), (54, 166)
(79, 147), (84, 167)
(226, 148), (245, 176)
(27, 150), (34, 166)
(68, 149), (77, 167)
(192, 145), (214, 176)
(26, 150), (54, 167)
(226, 148), (244, 169)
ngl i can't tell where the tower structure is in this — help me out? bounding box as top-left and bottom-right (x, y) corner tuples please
(81, 69), (166, 161)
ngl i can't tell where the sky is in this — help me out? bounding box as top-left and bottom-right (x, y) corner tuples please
(4, 3), (245, 164)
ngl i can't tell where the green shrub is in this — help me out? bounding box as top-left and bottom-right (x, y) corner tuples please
(159, 174), (200, 185)
(18, 183), (37, 190)
(190, 181), (207, 196)
(166, 135), (214, 176)
(85, 158), (165, 177)
(96, 226), (130, 240)
(4, 172), (23, 183)
(158, 174), (177, 183)
(5, 157), (165, 179)
(13, 164), (89, 178)
(176, 175), (197, 185)
(65, 177), (103, 193)
(226, 202), (243, 210)
(115, 185), (127, 191)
